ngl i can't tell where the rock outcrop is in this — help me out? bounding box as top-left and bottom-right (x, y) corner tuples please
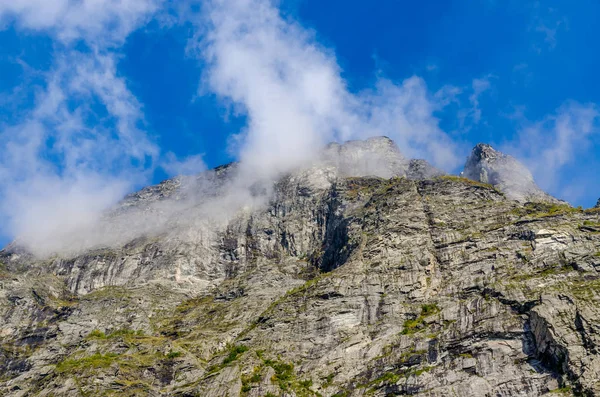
(1, 138), (599, 397)
(407, 159), (446, 180)
(463, 143), (562, 203)
(322, 136), (410, 178)
(596, 198), (600, 208)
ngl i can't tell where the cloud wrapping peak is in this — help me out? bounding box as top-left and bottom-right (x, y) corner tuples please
(2, 0), (596, 256)
(0, 0), (464, 255)
(196, 0), (461, 179)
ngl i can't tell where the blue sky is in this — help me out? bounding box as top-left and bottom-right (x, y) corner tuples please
(0, 0), (599, 249)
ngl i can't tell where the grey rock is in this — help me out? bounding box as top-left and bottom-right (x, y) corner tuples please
(322, 136), (409, 178)
(407, 159), (446, 180)
(1, 137), (599, 397)
(463, 143), (562, 203)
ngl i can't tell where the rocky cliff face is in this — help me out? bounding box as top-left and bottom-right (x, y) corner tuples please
(1, 139), (599, 397)
(463, 143), (562, 203)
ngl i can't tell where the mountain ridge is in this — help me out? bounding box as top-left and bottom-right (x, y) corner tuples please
(1, 137), (599, 397)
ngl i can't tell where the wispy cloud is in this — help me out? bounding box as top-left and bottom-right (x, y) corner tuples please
(193, 0), (462, 177)
(0, 50), (160, 254)
(531, 5), (568, 52)
(469, 76), (493, 124)
(1, 0), (594, 255)
(0, 0), (206, 254)
(0, 0), (163, 44)
(453, 75), (494, 130)
(503, 101), (599, 194)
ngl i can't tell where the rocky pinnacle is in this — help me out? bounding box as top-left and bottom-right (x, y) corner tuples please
(463, 143), (562, 203)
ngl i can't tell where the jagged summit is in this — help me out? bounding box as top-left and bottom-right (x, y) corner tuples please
(407, 159), (446, 180)
(596, 198), (600, 208)
(118, 139), (563, 212)
(463, 143), (562, 203)
(323, 136), (409, 178)
(2, 137), (600, 396)
(323, 136), (445, 180)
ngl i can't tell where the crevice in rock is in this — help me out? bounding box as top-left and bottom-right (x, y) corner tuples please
(574, 310), (597, 355)
(312, 184), (356, 273)
(478, 286), (593, 396)
(414, 181), (445, 270)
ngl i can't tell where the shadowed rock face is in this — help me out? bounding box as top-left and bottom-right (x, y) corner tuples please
(463, 143), (562, 203)
(596, 198), (600, 208)
(1, 138), (599, 397)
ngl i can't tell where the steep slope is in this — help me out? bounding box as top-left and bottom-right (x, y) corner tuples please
(1, 140), (599, 397)
(463, 143), (562, 203)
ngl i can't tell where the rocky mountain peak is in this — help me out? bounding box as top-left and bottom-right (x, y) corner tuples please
(322, 136), (446, 181)
(322, 136), (409, 178)
(2, 136), (600, 396)
(463, 143), (561, 203)
(470, 143), (501, 161)
(407, 159), (446, 180)
(596, 198), (600, 208)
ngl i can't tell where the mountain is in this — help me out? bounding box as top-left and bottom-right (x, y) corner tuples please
(322, 136), (410, 178)
(463, 143), (563, 203)
(1, 138), (599, 397)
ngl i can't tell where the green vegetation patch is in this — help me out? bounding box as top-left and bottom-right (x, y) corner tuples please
(345, 178), (384, 199)
(438, 175), (497, 191)
(241, 366), (263, 393)
(510, 263), (576, 283)
(512, 202), (581, 219)
(240, 354), (319, 396)
(401, 304), (440, 335)
(223, 345), (249, 365)
(263, 358), (295, 391)
(549, 386), (572, 394)
(207, 344), (249, 374)
(363, 365), (435, 394)
(580, 220), (600, 232)
(55, 352), (120, 373)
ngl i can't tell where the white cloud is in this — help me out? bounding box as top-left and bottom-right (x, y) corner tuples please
(0, 0), (208, 255)
(453, 75), (494, 130)
(504, 101), (599, 192)
(530, 5), (568, 52)
(162, 152), (207, 176)
(0, 50), (161, 255)
(7, 0), (591, 256)
(434, 84), (463, 108)
(193, 0), (461, 177)
(469, 76), (493, 124)
(0, 0), (163, 44)
(535, 24), (559, 49)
